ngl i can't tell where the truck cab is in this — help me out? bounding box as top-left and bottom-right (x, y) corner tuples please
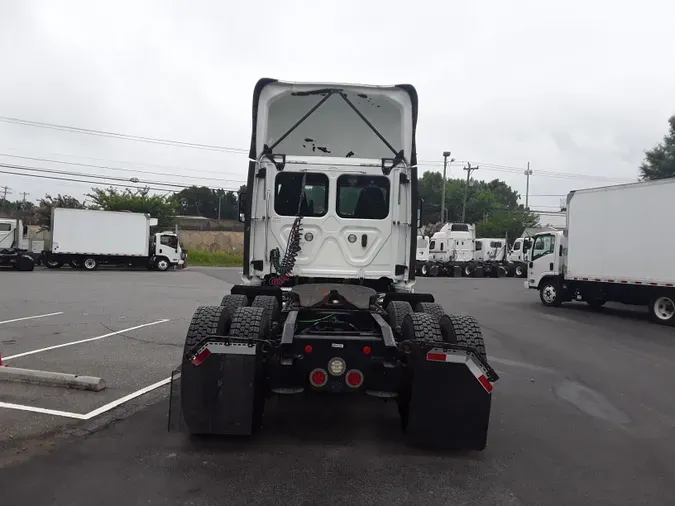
(526, 230), (565, 297)
(0, 218), (29, 251)
(429, 223), (475, 263)
(474, 238), (505, 262)
(151, 232), (184, 270)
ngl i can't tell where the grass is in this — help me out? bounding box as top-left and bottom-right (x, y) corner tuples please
(186, 249), (243, 267)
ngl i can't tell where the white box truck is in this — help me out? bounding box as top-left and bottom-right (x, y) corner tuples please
(527, 178), (675, 325)
(42, 208), (185, 271)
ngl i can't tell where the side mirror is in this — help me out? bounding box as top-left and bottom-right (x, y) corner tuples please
(238, 192), (247, 223)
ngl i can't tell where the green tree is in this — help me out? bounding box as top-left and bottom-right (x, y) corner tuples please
(175, 186), (240, 219)
(34, 194), (87, 231)
(640, 115), (675, 180)
(475, 208), (539, 239)
(87, 187), (178, 228)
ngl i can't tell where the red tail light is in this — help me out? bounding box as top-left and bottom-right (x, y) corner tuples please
(304, 344), (313, 354)
(309, 368), (328, 388)
(345, 369), (364, 388)
(362, 346), (371, 355)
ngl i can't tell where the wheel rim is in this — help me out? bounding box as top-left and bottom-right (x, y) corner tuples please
(84, 258), (96, 269)
(654, 296), (675, 321)
(158, 260), (168, 270)
(422, 265), (428, 275)
(464, 266), (471, 276)
(542, 285), (557, 303)
(516, 266), (523, 276)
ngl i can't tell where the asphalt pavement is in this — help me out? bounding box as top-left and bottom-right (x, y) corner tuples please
(1, 267), (674, 505)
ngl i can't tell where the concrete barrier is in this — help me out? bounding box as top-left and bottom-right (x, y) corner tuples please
(0, 366), (106, 391)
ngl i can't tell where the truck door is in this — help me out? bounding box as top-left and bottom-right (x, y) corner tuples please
(528, 233), (557, 288)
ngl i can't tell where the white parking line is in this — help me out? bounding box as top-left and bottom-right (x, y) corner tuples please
(2, 319), (171, 361)
(0, 312), (64, 326)
(0, 377), (171, 420)
(0, 401), (85, 419)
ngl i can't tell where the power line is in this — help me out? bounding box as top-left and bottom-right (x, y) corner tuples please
(0, 116), (249, 154)
(0, 163), (241, 192)
(0, 152), (246, 184)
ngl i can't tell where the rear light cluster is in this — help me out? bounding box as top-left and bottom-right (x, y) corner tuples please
(309, 357), (364, 389)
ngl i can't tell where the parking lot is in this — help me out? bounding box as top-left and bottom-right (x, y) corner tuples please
(1, 267), (675, 505)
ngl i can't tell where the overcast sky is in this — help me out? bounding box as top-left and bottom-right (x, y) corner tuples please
(1, 0), (674, 213)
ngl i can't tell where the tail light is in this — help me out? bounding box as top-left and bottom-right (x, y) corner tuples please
(345, 369), (364, 388)
(309, 368), (328, 388)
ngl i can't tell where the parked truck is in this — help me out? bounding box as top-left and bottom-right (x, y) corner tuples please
(0, 217), (35, 271)
(168, 78), (499, 450)
(528, 178), (675, 325)
(41, 208), (185, 271)
(507, 237), (531, 278)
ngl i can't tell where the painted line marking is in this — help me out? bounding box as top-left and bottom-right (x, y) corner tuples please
(2, 319), (171, 361)
(0, 401), (85, 419)
(0, 377), (172, 420)
(0, 312), (64, 326)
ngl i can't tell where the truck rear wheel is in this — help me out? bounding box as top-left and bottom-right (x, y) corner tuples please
(463, 264), (473, 277)
(251, 295), (280, 334)
(220, 294), (249, 315)
(44, 259), (63, 269)
(386, 300), (414, 338)
(515, 264), (525, 278)
(421, 263), (429, 276)
(17, 255), (35, 271)
(445, 314), (487, 363)
(649, 294), (675, 326)
(539, 280), (563, 307)
(414, 302), (445, 321)
(429, 264), (439, 277)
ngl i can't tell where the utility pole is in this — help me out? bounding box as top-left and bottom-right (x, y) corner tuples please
(524, 162), (533, 210)
(1, 186), (11, 201)
(21, 192), (29, 203)
(440, 151), (454, 224)
(217, 190), (223, 220)
(461, 163), (478, 222)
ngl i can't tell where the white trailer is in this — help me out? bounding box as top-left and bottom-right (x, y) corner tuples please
(42, 208), (185, 271)
(527, 179), (675, 325)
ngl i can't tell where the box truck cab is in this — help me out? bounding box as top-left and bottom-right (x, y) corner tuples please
(0, 218), (35, 271)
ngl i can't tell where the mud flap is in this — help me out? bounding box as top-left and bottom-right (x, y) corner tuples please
(406, 346), (493, 450)
(452, 266), (462, 277)
(168, 345), (261, 436)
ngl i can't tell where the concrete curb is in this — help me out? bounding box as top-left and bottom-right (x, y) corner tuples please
(0, 366), (106, 391)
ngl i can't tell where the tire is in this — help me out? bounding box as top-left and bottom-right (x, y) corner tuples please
(251, 295), (280, 334)
(463, 264), (473, 277)
(155, 257), (170, 271)
(182, 306), (232, 358)
(421, 263), (429, 276)
(229, 306), (270, 340)
(539, 280), (562, 307)
(400, 312), (443, 343)
(444, 314), (487, 362)
(82, 257), (98, 271)
(649, 294), (675, 326)
(515, 264), (525, 278)
(44, 259), (63, 269)
(414, 302), (445, 321)
(429, 264), (439, 277)
(386, 300), (414, 337)
(17, 255), (35, 271)
(220, 294), (249, 316)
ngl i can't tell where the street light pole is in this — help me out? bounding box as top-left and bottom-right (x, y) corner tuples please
(440, 151), (453, 224)
(524, 162), (533, 210)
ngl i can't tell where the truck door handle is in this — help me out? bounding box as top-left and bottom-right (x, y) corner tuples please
(361, 234), (367, 247)
(549, 262), (553, 270)
(160, 249), (163, 253)
(529, 262), (533, 268)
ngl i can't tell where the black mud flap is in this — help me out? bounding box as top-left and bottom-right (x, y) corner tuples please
(406, 346), (494, 451)
(168, 345), (262, 436)
(452, 266), (462, 277)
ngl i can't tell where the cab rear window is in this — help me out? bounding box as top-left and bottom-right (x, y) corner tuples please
(274, 172), (329, 217)
(336, 175), (390, 220)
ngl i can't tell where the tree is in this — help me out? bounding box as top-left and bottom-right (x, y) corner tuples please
(34, 194), (87, 231)
(640, 115), (675, 180)
(174, 186), (240, 219)
(87, 187), (178, 228)
(418, 171), (537, 238)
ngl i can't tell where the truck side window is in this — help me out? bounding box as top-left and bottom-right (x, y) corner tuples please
(275, 172), (329, 217)
(429, 240), (436, 250)
(337, 175), (390, 220)
(475, 241), (482, 251)
(513, 241), (521, 251)
(532, 234), (554, 260)
(0, 223), (11, 231)
(440, 243), (444, 251)
(160, 235), (178, 249)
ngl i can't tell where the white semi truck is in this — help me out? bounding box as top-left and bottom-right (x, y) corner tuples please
(0, 217), (35, 271)
(42, 208), (185, 271)
(527, 178), (675, 326)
